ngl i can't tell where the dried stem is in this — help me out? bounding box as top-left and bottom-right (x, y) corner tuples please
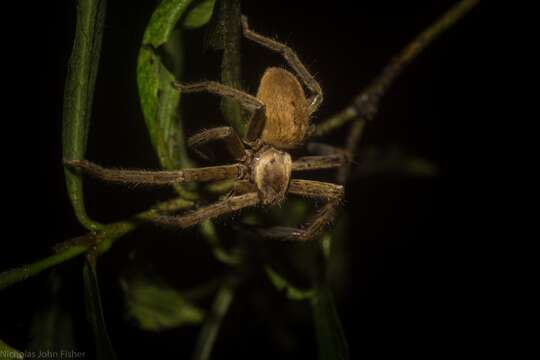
(337, 119), (367, 184)
(314, 0), (479, 138)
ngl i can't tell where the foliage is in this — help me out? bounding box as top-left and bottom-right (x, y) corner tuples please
(0, 0), (479, 358)
(120, 275), (206, 331)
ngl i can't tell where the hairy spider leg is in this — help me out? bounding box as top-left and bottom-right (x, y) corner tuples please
(173, 81), (266, 146)
(252, 153), (348, 240)
(291, 154), (348, 172)
(63, 159), (244, 186)
(256, 179), (344, 241)
(153, 192), (260, 228)
(241, 15), (323, 115)
(303, 142), (355, 184)
(188, 126), (246, 161)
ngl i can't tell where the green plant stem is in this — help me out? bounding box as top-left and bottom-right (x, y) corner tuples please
(191, 279), (237, 360)
(314, 0), (479, 137)
(213, 0), (245, 135)
(0, 197), (193, 290)
(63, 0), (107, 231)
(0, 245), (87, 291)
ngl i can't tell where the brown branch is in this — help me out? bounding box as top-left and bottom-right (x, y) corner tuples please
(313, 0), (480, 139)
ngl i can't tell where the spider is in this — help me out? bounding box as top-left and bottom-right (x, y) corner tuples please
(64, 16), (347, 241)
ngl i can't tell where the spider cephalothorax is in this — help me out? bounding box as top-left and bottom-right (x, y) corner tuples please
(250, 146), (292, 205)
(64, 16), (347, 241)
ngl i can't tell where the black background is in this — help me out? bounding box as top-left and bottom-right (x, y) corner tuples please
(1, 1), (493, 358)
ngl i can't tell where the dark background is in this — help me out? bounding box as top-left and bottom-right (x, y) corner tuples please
(1, 0), (492, 358)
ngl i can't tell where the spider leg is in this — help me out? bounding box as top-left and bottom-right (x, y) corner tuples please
(63, 159), (245, 186)
(188, 126), (246, 161)
(154, 192), (260, 228)
(295, 143), (354, 183)
(173, 81), (266, 145)
(257, 179), (344, 241)
(241, 15), (323, 115)
(292, 154), (348, 172)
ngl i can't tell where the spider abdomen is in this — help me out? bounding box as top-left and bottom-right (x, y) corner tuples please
(256, 67), (309, 149)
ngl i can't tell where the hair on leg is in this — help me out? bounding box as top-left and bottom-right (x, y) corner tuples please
(188, 126), (246, 161)
(241, 15), (323, 115)
(288, 179), (344, 200)
(153, 192), (260, 228)
(174, 81), (266, 143)
(292, 154), (348, 172)
(256, 179), (344, 241)
(63, 159), (245, 186)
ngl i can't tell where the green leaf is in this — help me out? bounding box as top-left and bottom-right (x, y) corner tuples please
(142, 0), (195, 48)
(137, 0), (203, 182)
(120, 275), (205, 331)
(0, 340), (23, 360)
(83, 255), (117, 360)
(265, 266), (314, 301)
(311, 286), (349, 360)
(183, 0), (217, 29)
(28, 270), (76, 359)
(137, 41), (190, 172)
(62, 0), (107, 231)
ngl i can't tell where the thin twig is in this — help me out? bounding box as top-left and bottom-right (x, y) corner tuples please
(0, 197), (193, 290)
(314, 0), (480, 138)
(191, 278), (237, 360)
(337, 119), (366, 184)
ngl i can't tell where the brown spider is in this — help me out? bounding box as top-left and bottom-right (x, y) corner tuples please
(64, 16), (347, 241)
